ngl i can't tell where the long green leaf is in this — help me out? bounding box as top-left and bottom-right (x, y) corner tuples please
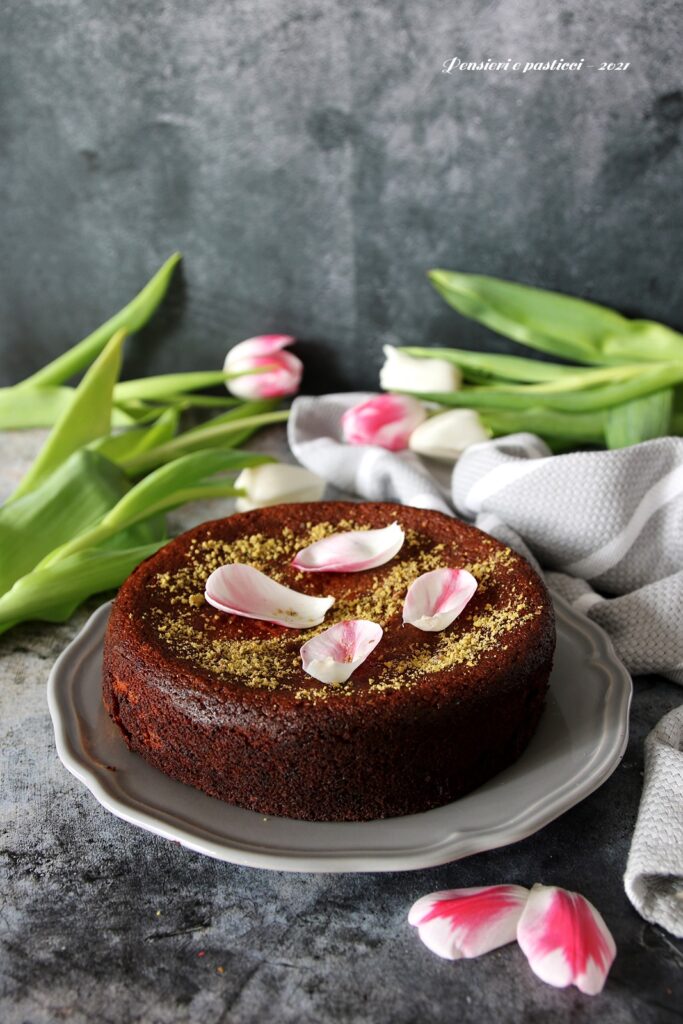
(402, 347), (641, 392)
(0, 386), (75, 428)
(102, 449), (272, 529)
(89, 406), (180, 464)
(121, 409), (289, 475)
(111, 401), (173, 424)
(99, 513), (166, 551)
(508, 363), (641, 394)
(479, 407), (607, 447)
(114, 369), (254, 403)
(672, 387), (683, 435)
(17, 252), (181, 389)
(39, 448), (273, 567)
(404, 364), (683, 414)
(429, 270), (683, 366)
(0, 386), (138, 429)
(0, 542), (164, 632)
(401, 346), (577, 384)
(180, 399), (280, 453)
(162, 394), (242, 410)
(184, 399), (279, 434)
(0, 449), (132, 596)
(8, 329), (127, 503)
(605, 390), (674, 449)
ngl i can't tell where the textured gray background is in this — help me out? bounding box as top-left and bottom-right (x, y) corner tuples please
(1, 0), (682, 391)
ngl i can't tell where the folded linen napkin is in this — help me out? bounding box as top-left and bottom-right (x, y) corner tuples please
(624, 708), (683, 937)
(288, 392), (683, 936)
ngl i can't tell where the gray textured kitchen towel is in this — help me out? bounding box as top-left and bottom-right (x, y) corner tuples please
(289, 392), (683, 936)
(624, 707), (683, 937)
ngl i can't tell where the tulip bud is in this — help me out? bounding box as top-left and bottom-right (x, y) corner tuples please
(379, 345), (462, 393)
(234, 463), (325, 512)
(408, 409), (491, 462)
(224, 335), (303, 399)
(341, 394), (427, 452)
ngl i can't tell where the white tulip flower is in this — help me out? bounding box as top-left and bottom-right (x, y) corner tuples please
(408, 409), (491, 462)
(234, 463), (326, 512)
(379, 345), (462, 394)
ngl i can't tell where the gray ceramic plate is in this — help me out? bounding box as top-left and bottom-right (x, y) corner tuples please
(47, 595), (631, 873)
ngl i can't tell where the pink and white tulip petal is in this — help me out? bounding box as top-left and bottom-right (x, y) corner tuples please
(300, 620), (383, 684)
(224, 335), (303, 399)
(516, 884), (616, 995)
(292, 522), (405, 573)
(228, 334), (295, 359)
(205, 564), (334, 628)
(409, 886), (529, 960)
(403, 568), (478, 631)
(341, 394), (427, 451)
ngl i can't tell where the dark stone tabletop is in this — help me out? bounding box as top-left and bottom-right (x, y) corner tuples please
(1, 428), (682, 1024)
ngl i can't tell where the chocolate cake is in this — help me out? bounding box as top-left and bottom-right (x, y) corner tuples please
(102, 501), (555, 821)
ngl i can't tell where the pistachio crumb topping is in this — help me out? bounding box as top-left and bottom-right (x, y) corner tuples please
(145, 519), (542, 698)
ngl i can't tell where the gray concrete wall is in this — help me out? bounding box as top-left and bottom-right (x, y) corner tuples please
(1, 0), (681, 391)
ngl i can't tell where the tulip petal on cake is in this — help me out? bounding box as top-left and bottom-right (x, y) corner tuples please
(300, 619), (383, 684)
(516, 884), (616, 995)
(292, 522), (405, 573)
(341, 394), (427, 451)
(403, 567), (478, 632)
(409, 886), (529, 960)
(205, 564), (334, 628)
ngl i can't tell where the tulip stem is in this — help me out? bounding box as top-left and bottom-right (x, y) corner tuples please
(120, 410), (290, 475)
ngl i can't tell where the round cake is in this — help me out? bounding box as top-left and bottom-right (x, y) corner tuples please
(102, 501), (555, 821)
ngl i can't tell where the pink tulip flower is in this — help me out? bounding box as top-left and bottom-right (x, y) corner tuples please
(341, 394), (427, 451)
(224, 334), (303, 399)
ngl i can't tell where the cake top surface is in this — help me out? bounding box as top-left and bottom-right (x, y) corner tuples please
(115, 501), (551, 704)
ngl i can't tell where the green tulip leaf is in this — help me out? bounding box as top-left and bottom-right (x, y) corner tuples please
(17, 252), (181, 390)
(605, 390), (674, 449)
(0, 542), (164, 632)
(8, 329), (127, 503)
(429, 270), (683, 366)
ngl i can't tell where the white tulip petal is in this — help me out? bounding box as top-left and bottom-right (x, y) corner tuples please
(292, 522), (405, 573)
(205, 564), (334, 628)
(409, 886), (529, 960)
(517, 884), (616, 996)
(409, 409), (491, 462)
(403, 568), (478, 631)
(300, 620), (383, 684)
(379, 345), (462, 394)
(234, 464), (326, 511)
